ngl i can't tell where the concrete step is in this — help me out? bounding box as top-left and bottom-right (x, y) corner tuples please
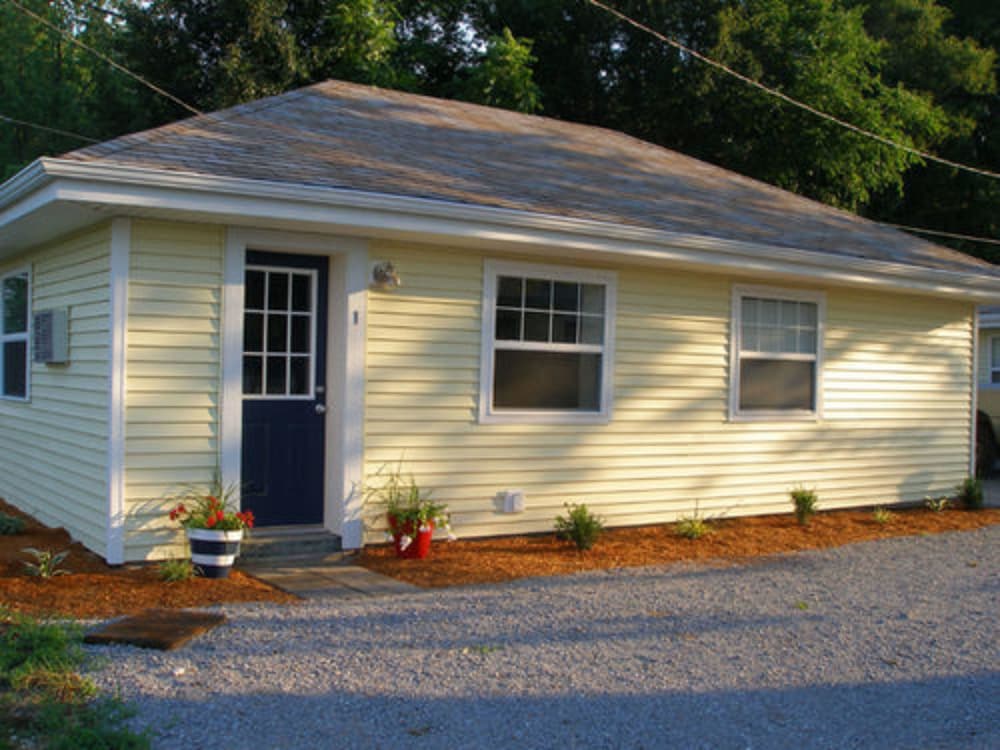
(238, 527), (343, 562)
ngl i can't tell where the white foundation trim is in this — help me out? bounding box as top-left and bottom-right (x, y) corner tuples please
(106, 218), (130, 565)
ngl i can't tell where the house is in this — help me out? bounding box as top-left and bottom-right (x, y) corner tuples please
(0, 80), (997, 563)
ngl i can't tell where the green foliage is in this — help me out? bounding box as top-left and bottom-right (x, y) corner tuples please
(675, 512), (712, 540)
(0, 610), (149, 749)
(0, 512), (25, 535)
(364, 461), (450, 532)
(924, 495), (951, 512)
(554, 502), (604, 551)
(957, 476), (985, 510)
(157, 559), (195, 582)
(464, 29), (542, 113)
(21, 548), (71, 578)
(790, 486), (819, 526)
(872, 506), (894, 525)
(1, 0), (997, 261)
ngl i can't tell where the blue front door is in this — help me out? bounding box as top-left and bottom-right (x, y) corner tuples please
(241, 251), (328, 526)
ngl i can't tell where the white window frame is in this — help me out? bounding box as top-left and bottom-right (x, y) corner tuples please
(0, 266), (31, 402)
(479, 259), (616, 424)
(988, 335), (1000, 387)
(729, 284), (825, 422)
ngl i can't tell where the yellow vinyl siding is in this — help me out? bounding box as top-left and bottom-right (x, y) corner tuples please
(123, 220), (224, 560)
(0, 225), (111, 553)
(364, 243), (973, 540)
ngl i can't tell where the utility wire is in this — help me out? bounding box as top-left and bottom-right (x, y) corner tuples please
(6, 0), (999, 248)
(883, 223), (1000, 247)
(586, 0), (1000, 182)
(5, 0), (203, 117)
(0, 113), (100, 143)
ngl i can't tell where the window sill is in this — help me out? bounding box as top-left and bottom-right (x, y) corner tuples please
(728, 410), (820, 423)
(479, 409), (611, 425)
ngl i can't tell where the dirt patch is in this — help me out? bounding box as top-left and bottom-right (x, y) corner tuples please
(358, 505), (1000, 588)
(0, 500), (296, 619)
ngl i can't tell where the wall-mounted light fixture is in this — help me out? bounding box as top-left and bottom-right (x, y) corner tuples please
(371, 261), (402, 290)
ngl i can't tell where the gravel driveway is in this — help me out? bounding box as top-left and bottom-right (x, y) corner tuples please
(88, 526), (999, 749)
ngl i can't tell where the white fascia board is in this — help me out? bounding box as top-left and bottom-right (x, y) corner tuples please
(7, 158), (1000, 302)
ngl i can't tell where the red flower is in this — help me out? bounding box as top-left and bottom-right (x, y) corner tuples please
(205, 515), (217, 528)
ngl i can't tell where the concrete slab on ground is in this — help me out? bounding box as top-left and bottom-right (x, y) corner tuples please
(240, 559), (419, 600)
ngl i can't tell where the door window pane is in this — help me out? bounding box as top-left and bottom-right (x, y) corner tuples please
(243, 356), (263, 394)
(289, 357), (310, 395)
(266, 356), (286, 395)
(268, 272), (289, 310)
(244, 313), (264, 352)
(267, 314), (288, 352)
(290, 316), (310, 353)
(245, 271), (265, 310)
(291, 274), (311, 312)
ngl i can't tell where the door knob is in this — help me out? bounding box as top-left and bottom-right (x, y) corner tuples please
(315, 404), (327, 415)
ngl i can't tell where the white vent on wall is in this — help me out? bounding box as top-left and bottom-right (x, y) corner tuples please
(33, 309), (69, 365)
(500, 489), (526, 514)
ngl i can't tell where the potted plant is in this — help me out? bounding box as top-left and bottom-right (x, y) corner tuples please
(364, 462), (453, 559)
(168, 479), (254, 578)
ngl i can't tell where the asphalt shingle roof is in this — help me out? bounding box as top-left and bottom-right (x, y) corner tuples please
(65, 79), (994, 276)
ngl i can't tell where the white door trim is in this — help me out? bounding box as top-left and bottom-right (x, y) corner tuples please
(221, 227), (367, 544)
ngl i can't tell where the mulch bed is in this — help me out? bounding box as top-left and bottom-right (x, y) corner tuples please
(0, 499), (296, 619)
(2, 497), (997, 619)
(358, 505), (1000, 588)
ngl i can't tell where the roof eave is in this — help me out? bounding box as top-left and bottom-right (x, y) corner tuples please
(3, 158), (998, 303)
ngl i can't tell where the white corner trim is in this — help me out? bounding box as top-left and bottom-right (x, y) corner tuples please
(220, 230), (246, 502)
(106, 218), (130, 565)
(728, 284), (826, 423)
(338, 246), (368, 549)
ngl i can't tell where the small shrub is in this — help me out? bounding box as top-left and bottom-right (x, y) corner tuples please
(675, 515), (711, 540)
(554, 502), (604, 551)
(0, 512), (25, 535)
(872, 506), (894, 525)
(924, 495), (950, 513)
(957, 477), (984, 511)
(157, 559), (195, 582)
(790, 486), (818, 526)
(21, 548), (71, 579)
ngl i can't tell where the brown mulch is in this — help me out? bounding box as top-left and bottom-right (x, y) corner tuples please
(358, 505), (1000, 588)
(0, 499), (296, 619)
(3, 497), (998, 619)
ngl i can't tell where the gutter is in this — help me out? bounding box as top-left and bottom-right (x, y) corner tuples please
(4, 157), (1000, 301)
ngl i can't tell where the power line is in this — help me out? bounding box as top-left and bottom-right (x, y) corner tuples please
(586, 0), (1000, 182)
(5, 0), (203, 118)
(883, 223), (1000, 247)
(0, 113), (99, 143)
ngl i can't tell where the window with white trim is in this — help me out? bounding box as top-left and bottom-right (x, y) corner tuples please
(732, 287), (823, 417)
(1, 269), (29, 400)
(481, 261), (615, 421)
(990, 337), (1000, 384)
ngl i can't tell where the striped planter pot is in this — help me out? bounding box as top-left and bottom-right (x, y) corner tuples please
(187, 528), (244, 578)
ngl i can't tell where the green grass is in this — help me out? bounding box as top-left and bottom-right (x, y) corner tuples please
(0, 608), (149, 749)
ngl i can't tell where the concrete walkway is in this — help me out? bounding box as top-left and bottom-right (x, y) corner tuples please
(238, 556), (419, 600)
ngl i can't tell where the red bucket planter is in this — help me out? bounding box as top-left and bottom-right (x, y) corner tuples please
(387, 514), (434, 559)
